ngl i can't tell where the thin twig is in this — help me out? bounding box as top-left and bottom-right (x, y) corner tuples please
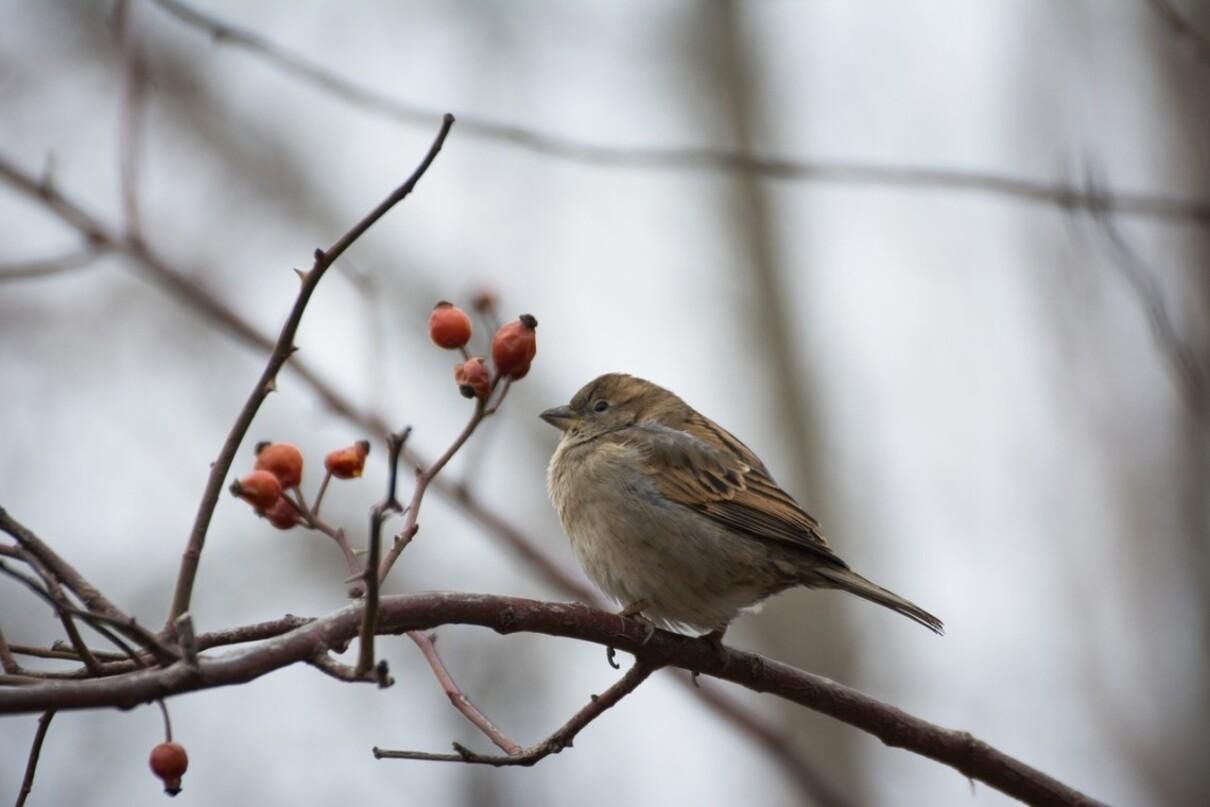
(113, 0), (147, 242)
(164, 113), (456, 631)
(284, 490), (364, 594)
(0, 248), (108, 282)
(408, 630), (522, 756)
(0, 560), (176, 665)
(374, 659), (657, 765)
(312, 470), (333, 516)
(379, 388), (506, 582)
(17, 551), (104, 676)
(356, 429), (409, 676)
(0, 508), (128, 620)
(14, 711), (55, 807)
(1085, 169), (1207, 415)
(308, 651), (393, 688)
(144, 0), (1210, 226)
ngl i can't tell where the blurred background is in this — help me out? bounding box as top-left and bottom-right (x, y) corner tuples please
(2, 1), (1208, 805)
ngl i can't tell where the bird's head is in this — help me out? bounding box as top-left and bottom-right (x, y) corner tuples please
(540, 373), (684, 443)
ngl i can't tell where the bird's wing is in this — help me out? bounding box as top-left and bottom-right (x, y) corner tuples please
(617, 419), (843, 565)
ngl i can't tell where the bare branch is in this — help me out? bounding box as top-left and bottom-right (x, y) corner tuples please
(308, 651), (392, 688)
(0, 593), (1107, 806)
(113, 0), (148, 242)
(0, 507), (128, 620)
(13, 711), (55, 807)
(0, 248), (107, 282)
(408, 630), (522, 756)
(145, 0), (1210, 227)
(164, 112), (456, 630)
(357, 429), (410, 675)
(17, 551), (104, 676)
(1086, 174), (1208, 415)
(0, 560), (176, 666)
(375, 658), (656, 765)
(379, 388), (506, 582)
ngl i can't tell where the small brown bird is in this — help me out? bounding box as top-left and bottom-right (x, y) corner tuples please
(541, 373), (943, 641)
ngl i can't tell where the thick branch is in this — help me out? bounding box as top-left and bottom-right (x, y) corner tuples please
(0, 593), (1105, 807)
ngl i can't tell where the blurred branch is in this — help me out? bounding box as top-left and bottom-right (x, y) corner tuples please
(113, 0), (147, 242)
(376, 658), (656, 765)
(145, 0), (1210, 227)
(0, 248), (108, 282)
(163, 112), (455, 630)
(0, 592), (1106, 807)
(1087, 175), (1208, 417)
(1147, 0), (1210, 70)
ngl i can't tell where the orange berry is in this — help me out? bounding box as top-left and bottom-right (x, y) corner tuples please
(263, 498), (300, 530)
(491, 314), (537, 380)
(229, 470), (282, 510)
(428, 301), (472, 349)
(254, 442), (303, 489)
(454, 356), (492, 400)
(325, 440), (370, 479)
(149, 741), (188, 796)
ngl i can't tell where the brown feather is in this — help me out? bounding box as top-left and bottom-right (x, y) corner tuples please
(602, 391), (843, 567)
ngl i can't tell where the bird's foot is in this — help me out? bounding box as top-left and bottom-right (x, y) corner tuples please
(617, 601), (657, 645)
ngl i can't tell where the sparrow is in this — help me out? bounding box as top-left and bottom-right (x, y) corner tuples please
(541, 373), (943, 641)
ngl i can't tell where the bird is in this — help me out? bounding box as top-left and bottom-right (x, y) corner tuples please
(541, 373), (943, 643)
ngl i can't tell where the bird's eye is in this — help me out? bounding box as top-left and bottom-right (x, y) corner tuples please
(593, 400), (609, 413)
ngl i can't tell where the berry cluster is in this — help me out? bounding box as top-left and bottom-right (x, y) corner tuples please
(429, 301), (538, 398)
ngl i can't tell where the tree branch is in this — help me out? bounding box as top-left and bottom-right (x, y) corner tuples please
(13, 710), (55, 807)
(163, 112), (456, 630)
(145, 0), (1210, 227)
(375, 658), (656, 765)
(407, 630), (523, 757)
(0, 592), (1106, 807)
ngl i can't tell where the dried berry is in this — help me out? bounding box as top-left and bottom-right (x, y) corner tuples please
(254, 442), (304, 489)
(229, 469), (283, 511)
(470, 288), (497, 313)
(428, 301), (473, 349)
(454, 356), (492, 400)
(491, 314), (537, 380)
(149, 741), (188, 796)
(325, 440), (370, 479)
(263, 498), (300, 530)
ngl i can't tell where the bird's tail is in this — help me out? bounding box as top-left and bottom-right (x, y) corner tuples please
(814, 566), (944, 634)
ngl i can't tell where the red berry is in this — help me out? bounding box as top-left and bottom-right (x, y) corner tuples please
(325, 440), (370, 479)
(454, 356), (492, 400)
(229, 469), (283, 510)
(254, 442), (304, 489)
(263, 498), (300, 530)
(491, 314), (537, 380)
(149, 741), (188, 796)
(428, 301), (472, 349)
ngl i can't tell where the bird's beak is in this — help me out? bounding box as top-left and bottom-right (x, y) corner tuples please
(539, 405), (577, 431)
